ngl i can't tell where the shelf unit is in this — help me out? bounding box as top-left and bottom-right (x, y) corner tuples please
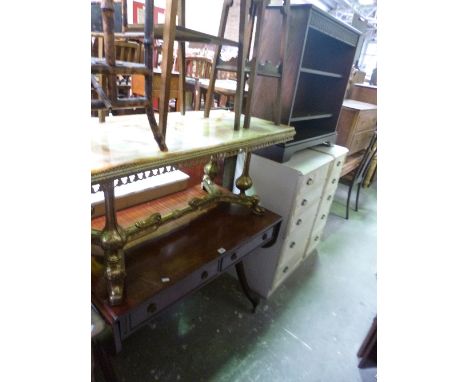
(251, 4), (360, 162)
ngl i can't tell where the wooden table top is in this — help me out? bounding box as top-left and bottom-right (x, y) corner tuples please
(92, 202), (282, 319)
(342, 99), (377, 111)
(91, 110), (295, 184)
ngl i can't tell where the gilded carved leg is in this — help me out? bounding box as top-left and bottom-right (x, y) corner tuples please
(100, 181), (127, 306)
(191, 152), (264, 215)
(202, 155), (221, 195)
(235, 151), (265, 215)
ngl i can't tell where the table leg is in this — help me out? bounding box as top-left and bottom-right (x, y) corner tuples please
(235, 261), (260, 313)
(101, 181), (127, 306)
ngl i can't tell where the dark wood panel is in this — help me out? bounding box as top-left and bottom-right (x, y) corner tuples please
(251, 7), (309, 122)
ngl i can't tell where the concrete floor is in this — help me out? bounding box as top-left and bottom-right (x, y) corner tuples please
(97, 182), (377, 382)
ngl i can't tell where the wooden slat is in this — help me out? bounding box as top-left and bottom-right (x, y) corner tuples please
(91, 58), (151, 75)
(158, 0), (179, 137)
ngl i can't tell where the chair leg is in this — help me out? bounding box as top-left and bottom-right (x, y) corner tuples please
(355, 182), (362, 212)
(346, 184), (353, 220)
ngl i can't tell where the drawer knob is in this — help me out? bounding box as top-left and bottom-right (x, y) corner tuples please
(301, 199), (308, 206)
(201, 271), (209, 280)
(289, 241), (296, 248)
(147, 303), (157, 314)
(321, 214), (326, 220)
(306, 178), (313, 185)
(314, 236), (320, 242)
(296, 219), (302, 226)
(262, 233), (268, 240)
(327, 195), (332, 201)
(283, 266), (289, 273)
(337, 161), (341, 167)
(231, 252), (237, 261)
(331, 178), (336, 184)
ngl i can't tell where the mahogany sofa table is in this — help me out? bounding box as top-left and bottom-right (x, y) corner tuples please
(92, 201), (282, 353)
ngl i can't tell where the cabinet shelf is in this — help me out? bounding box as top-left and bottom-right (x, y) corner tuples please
(300, 68), (342, 78)
(290, 112), (333, 123)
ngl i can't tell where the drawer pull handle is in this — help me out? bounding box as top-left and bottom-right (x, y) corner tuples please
(147, 303), (157, 314)
(306, 178), (313, 185)
(321, 214), (326, 220)
(231, 252), (237, 261)
(331, 178), (336, 184)
(201, 271), (209, 280)
(314, 236), (320, 242)
(327, 195), (332, 201)
(301, 199), (308, 206)
(283, 266), (289, 273)
(289, 241), (296, 248)
(262, 233), (268, 240)
(296, 219), (302, 226)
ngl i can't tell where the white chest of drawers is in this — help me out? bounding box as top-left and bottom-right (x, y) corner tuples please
(233, 145), (348, 298)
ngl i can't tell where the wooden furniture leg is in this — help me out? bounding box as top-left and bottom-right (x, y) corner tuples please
(233, 0), (248, 130)
(92, 338), (120, 382)
(204, 0), (234, 119)
(144, 0), (168, 151)
(159, 0), (178, 137)
(236, 261), (260, 313)
(177, 0), (186, 115)
(242, 0), (267, 129)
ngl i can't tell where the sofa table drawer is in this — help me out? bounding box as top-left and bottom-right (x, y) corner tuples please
(128, 260), (219, 330)
(297, 164), (329, 198)
(220, 227), (275, 271)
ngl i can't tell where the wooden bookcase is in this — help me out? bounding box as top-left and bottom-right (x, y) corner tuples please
(251, 4), (360, 162)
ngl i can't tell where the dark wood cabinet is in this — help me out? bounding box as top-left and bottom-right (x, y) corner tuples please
(252, 4), (360, 162)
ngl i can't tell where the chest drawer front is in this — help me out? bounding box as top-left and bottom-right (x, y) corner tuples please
(355, 110), (377, 133)
(278, 222), (310, 270)
(328, 155), (346, 180)
(287, 197), (320, 237)
(350, 129), (375, 155)
(220, 227), (274, 271)
(307, 218), (327, 255)
(323, 171), (340, 196)
(297, 164), (329, 198)
(291, 184), (323, 223)
(128, 260), (219, 330)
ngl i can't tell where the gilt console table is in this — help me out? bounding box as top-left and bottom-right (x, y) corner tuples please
(91, 109), (294, 351)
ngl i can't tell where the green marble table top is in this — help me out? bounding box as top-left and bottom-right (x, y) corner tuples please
(91, 110), (295, 184)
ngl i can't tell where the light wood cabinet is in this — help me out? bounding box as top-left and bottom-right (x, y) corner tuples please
(336, 99), (377, 155)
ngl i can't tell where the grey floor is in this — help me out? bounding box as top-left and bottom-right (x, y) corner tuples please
(98, 182), (377, 382)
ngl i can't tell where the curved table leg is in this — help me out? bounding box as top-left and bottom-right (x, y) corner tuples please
(235, 261), (260, 313)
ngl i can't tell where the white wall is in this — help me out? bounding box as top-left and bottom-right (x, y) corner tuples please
(128, 0), (224, 35)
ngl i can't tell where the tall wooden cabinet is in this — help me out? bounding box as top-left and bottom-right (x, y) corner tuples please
(252, 4), (360, 162)
(233, 144), (348, 298)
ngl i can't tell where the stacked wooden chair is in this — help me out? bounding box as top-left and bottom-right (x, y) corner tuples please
(91, 0), (167, 151)
(91, 0), (290, 151)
